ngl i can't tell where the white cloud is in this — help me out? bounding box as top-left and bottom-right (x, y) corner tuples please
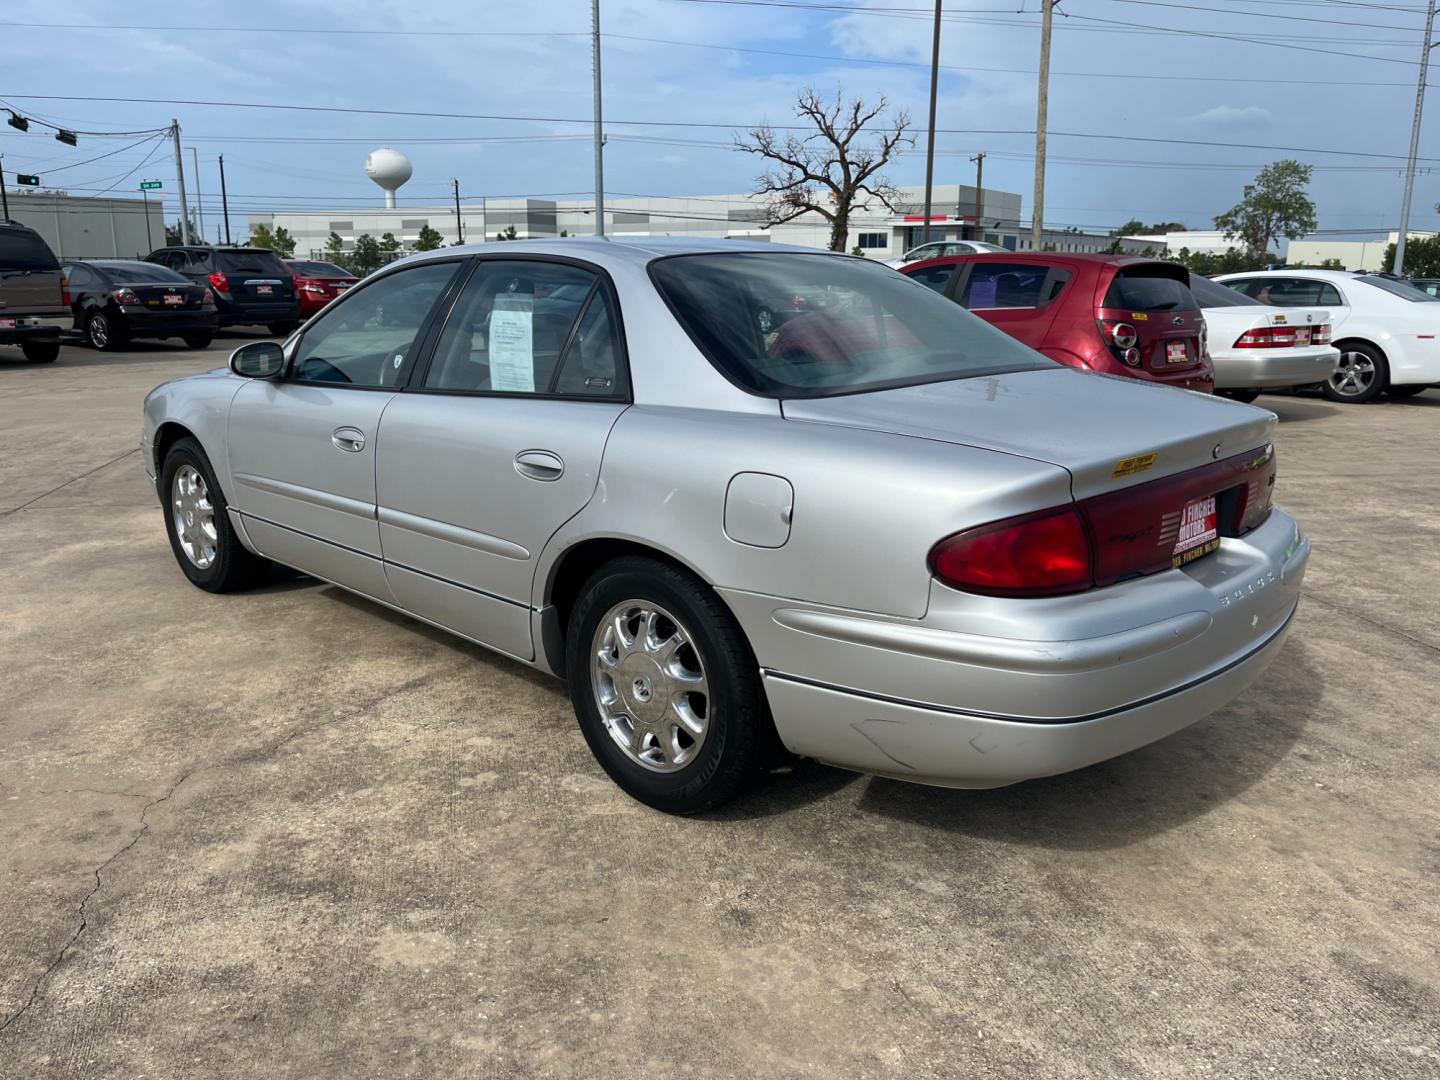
(1186, 105), (1273, 128)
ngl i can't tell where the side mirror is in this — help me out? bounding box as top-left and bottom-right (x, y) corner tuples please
(230, 341), (285, 380)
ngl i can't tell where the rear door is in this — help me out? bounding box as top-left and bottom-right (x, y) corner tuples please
(374, 258), (630, 660)
(952, 260), (1071, 349)
(1098, 265), (1204, 375)
(0, 228), (65, 317)
(226, 258), (464, 600)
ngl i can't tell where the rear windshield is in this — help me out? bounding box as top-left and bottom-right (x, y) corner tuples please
(1189, 274), (1262, 308)
(649, 252), (1055, 398)
(92, 262), (188, 283)
(0, 228), (61, 272)
(216, 250), (290, 277)
(1103, 269), (1198, 312)
(1359, 276), (1440, 302)
(288, 261), (350, 277)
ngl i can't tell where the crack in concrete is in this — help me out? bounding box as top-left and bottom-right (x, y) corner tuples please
(1306, 593), (1440, 656)
(0, 448), (140, 519)
(0, 670), (438, 1035)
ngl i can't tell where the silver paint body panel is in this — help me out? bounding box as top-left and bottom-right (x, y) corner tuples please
(142, 236), (1310, 789)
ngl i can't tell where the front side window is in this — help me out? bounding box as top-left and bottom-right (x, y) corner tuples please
(958, 262), (1058, 309)
(291, 261), (458, 387)
(649, 252), (1055, 398)
(424, 261), (625, 397)
(909, 264), (956, 294)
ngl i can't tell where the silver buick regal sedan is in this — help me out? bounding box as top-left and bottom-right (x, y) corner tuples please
(142, 238), (1310, 813)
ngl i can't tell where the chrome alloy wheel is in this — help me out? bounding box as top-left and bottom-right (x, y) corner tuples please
(171, 464), (218, 569)
(591, 601), (710, 773)
(88, 313), (109, 349)
(1330, 350), (1376, 398)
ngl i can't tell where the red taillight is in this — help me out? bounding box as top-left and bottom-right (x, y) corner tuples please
(113, 288), (140, 305)
(208, 271), (230, 294)
(202, 288), (217, 307)
(930, 446), (1277, 597)
(1233, 325), (1308, 349)
(61, 274), (71, 306)
(929, 508), (1094, 598)
(1314, 323), (1332, 345)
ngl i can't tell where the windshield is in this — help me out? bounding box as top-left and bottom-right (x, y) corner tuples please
(289, 261), (351, 278)
(1360, 275), (1440, 302)
(93, 261), (188, 283)
(649, 252), (1056, 398)
(1189, 274), (1262, 308)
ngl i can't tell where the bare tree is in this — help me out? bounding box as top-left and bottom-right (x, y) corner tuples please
(736, 88), (913, 252)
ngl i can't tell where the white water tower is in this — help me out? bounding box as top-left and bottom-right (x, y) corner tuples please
(365, 147), (412, 208)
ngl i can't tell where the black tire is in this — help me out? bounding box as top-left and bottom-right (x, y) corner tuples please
(85, 311), (125, 351)
(183, 334), (214, 349)
(1219, 388), (1262, 404)
(159, 436), (272, 593)
(565, 556), (770, 813)
(1322, 342), (1388, 403)
(1388, 384), (1428, 398)
(20, 339), (59, 363)
(266, 321), (297, 337)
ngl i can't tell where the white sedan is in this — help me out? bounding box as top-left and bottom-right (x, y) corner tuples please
(1214, 269), (1440, 402)
(1189, 275), (1339, 403)
(884, 239), (1007, 269)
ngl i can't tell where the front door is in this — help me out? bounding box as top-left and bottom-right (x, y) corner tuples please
(226, 258), (463, 600)
(374, 258), (630, 661)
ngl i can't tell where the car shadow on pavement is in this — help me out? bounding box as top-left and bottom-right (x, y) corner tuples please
(851, 639), (1321, 851)
(1263, 398), (1341, 423)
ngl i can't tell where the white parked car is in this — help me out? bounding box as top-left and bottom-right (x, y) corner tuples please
(1189, 275), (1339, 403)
(1213, 269), (1440, 402)
(884, 239), (1008, 269)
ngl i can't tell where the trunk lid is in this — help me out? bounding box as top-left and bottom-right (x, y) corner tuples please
(216, 250), (295, 304)
(781, 366), (1275, 500)
(126, 283), (209, 311)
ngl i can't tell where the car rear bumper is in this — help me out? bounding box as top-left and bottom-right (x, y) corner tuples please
(723, 507), (1309, 786)
(0, 314), (68, 342)
(216, 301), (298, 326)
(117, 309), (220, 335)
(1212, 346), (1339, 389)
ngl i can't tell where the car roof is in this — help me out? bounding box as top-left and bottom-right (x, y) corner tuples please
(1213, 268), (1357, 280)
(903, 251), (1175, 268)
(397, 235), (842, 270)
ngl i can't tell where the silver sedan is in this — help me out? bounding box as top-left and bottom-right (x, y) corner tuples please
(142, 238), (1310, 812)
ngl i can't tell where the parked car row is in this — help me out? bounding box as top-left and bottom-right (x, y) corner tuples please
(898, 253), (1440, 403)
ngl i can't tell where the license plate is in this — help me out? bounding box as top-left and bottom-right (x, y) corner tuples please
(163, 293), (184, 305)
(1294, 326), (1311, 345)
(1173, 494), (1219, 567)
(256, 285), (273, 295)
(0, 318), (15, 329)
(1166, 340), (1188, 363)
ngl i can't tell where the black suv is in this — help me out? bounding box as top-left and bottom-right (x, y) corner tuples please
(145, 246), (299, 335)
(0, 221), (69, 363)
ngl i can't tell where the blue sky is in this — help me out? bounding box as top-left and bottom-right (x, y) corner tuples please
(2, 0), (1436, 238)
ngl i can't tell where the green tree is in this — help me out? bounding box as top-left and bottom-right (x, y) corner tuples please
(494, 224), (519, 242)
(735, 86), (912, 252)
(414, 224), (444, 251)
(850, 245), (866, 257)
(1318, 257), (1346, 271)
(164, 215), (199, 246)
(1214, 160), (1317, 257)
(1382, 235), (1440, 277)
(249, 224), (296, 258)
(350, 233), (383, 276)
(1168, 246), (1273, 276)
(379, 231), (402, 256)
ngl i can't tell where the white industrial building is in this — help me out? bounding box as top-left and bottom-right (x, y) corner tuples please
(1285, 231), (1437, 272)
(1121, 230), (1234, 256)
(1, 190), (165, 259)
(248, 150), (1143, 261)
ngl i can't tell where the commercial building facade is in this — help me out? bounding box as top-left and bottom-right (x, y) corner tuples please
(1, 191), (165, 260)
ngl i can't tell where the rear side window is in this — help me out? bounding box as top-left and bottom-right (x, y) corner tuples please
(1188, 275), (1262, 308)
(0, 228), (61, 272)
(1103, 269), (1197, 312)
(959, 262), (1062, 309)
(217, 249), (289, 278)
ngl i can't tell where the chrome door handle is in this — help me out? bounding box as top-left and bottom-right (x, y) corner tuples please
(514, 449), (564, 481)
(331, 426), (366, 453)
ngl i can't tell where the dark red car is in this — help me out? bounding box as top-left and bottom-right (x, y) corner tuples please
(901, 253), (1214, 393)
(284, 259), (359, 319)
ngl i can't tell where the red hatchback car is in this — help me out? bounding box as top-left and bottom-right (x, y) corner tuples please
(902, 253), (1214, 393)
(284, 259), (359, 319)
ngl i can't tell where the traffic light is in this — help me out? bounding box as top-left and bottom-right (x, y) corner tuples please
(6, 111), (28, 132)
(55, 130), (78, 147)
(16, 174), (40, 187)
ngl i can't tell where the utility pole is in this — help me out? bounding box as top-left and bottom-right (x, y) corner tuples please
(592, 0), (605, 237)
(0, 155), (9, 220)
(1031, 0), (1056, 252)
(142, 188), (152, 250)
(190, 147), (206, 243)
(170, 120), (193, 245)
(921, 0), (943, 246)
(218, 154), (232, 244)
(1395, 0), (1437, 276)
(453, 178), (464, 244)
(970, 151), (986, 241)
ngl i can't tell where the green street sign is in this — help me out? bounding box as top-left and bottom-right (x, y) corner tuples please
(139, 180), (162, 191)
